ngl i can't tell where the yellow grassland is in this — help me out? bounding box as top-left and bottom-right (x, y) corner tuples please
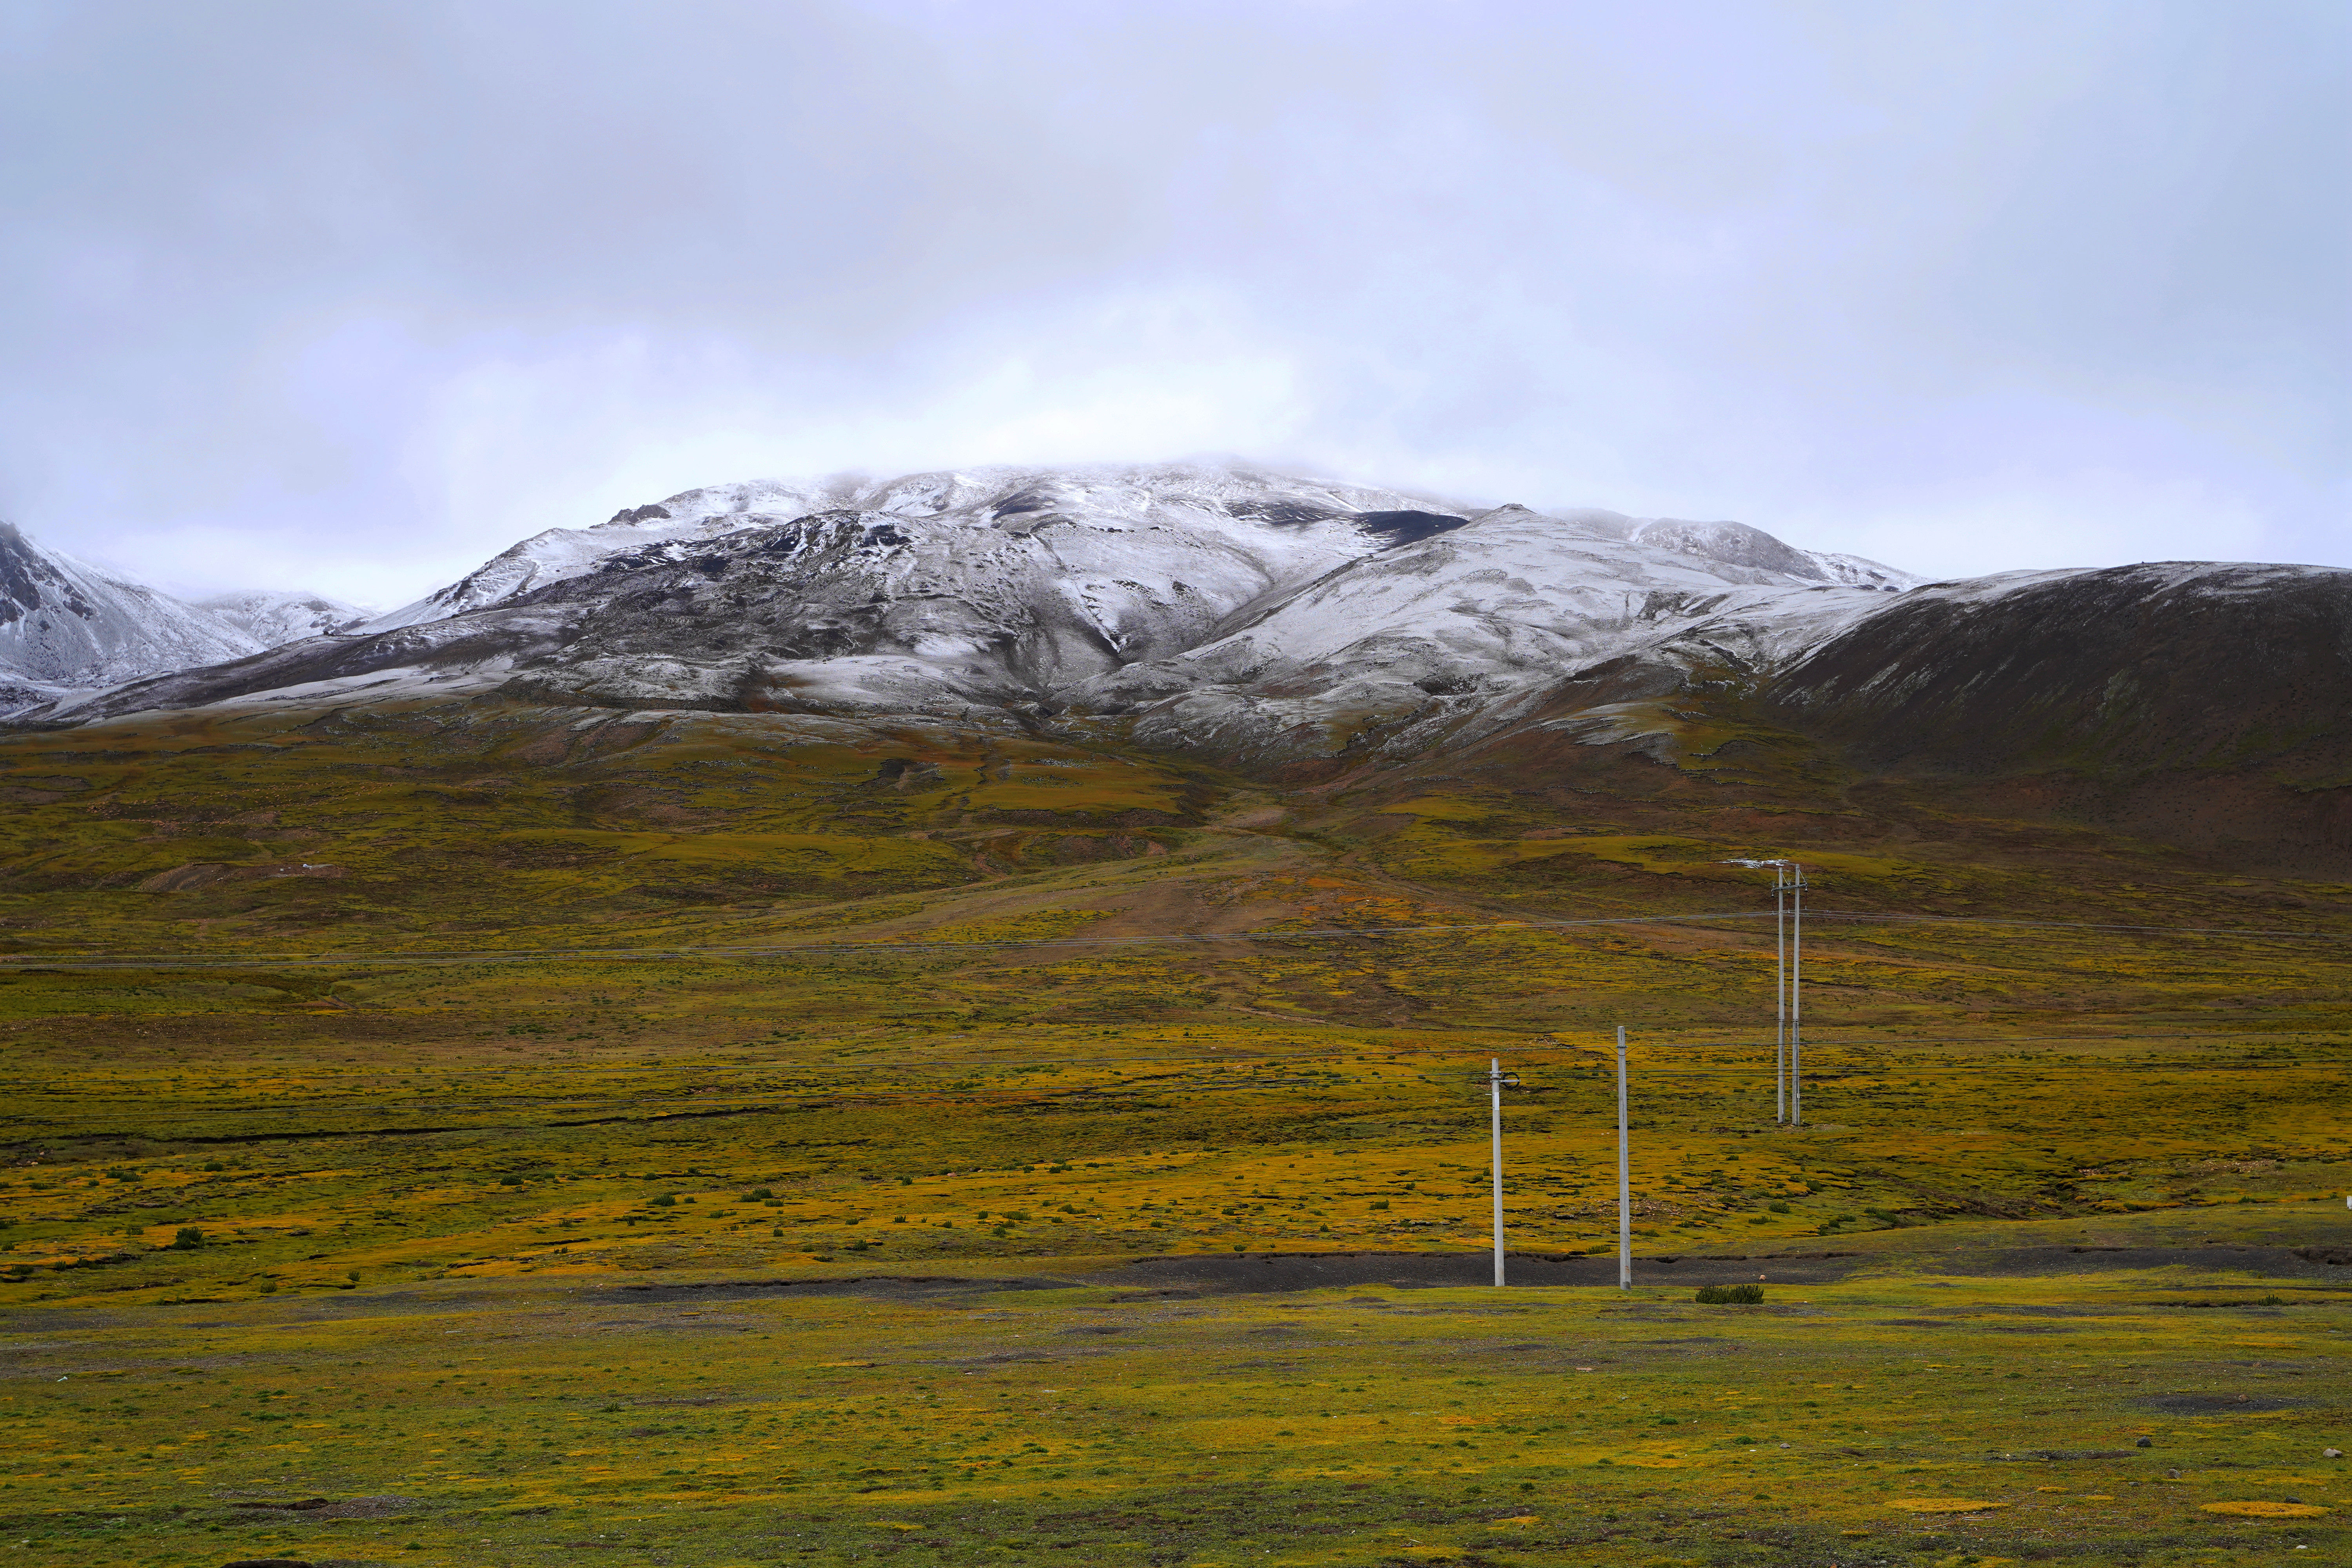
(0, 699), (2345, 1565)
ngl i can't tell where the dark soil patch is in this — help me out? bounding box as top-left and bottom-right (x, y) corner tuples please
(307, 1495), (421, 1520)
(586, 1274), (1066, 1304)
(1092, 1243), (2352, 1294)
(1965, 1245), (2352, 1281)
(2132, 1392), (2310, 1414)
(566, 1241), (2351, 1312)
(1090, 1250), (1867, 1293)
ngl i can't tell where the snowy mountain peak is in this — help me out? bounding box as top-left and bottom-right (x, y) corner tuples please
(196, 589), (372, 647)
(0, 523), (262, 709)
(363, 460), (1908, 639)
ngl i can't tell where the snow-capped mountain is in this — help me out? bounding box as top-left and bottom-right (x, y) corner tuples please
(15, 461), (2350, 840)
(197, 589), (372, 647)
(18, 462), (1925, 762)
(359, 467), (1514, 632)
(0, 523), (263, 710)
(360, 467), (1916, 638)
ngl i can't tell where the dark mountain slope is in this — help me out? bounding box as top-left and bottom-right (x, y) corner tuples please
(1756, 562), (2352, 870)
(1763, 563), (2352, 780)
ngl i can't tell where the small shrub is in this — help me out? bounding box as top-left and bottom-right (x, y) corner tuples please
(1695, 1283), (1764, 1304)
(1767, 1201), (1790, 1214)
(169, 1227), (205, 1250)
(649, 1194), (676, 1208)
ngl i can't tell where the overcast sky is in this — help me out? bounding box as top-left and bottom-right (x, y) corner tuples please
(3, 0), (2345, 607)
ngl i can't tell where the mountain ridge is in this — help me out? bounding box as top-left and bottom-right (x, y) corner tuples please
(13, 462), (1920, 750)
(6, 461), (2346, 875)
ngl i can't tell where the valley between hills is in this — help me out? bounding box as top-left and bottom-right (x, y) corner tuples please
(2, 680), (2347, 1568)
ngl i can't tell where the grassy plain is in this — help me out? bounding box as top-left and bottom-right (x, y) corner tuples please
(1, 697), (2347, 1565)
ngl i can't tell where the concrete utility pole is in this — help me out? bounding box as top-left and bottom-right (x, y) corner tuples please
(1789, 862), (1805, 1127)
(1775, 864), (1787, 1123)
(1615, 1025), (1632, 1291)
(1488, 1058), (1519, 1286)
(1725, 857), (1804, 1125)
